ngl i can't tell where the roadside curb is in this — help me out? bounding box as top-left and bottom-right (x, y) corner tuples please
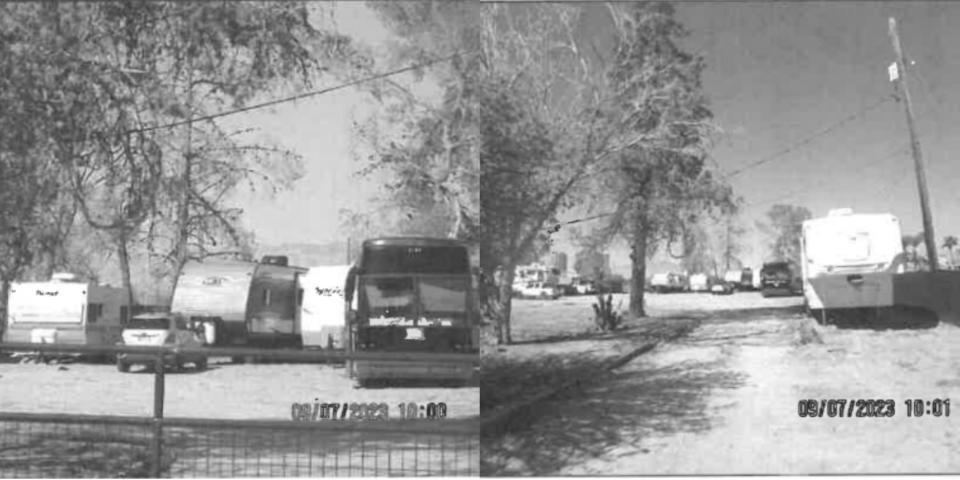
(480, 340), (660, 439)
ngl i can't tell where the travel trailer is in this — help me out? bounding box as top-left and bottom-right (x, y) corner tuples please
(800, 208), (904, 319)
(297, 265), (353, 349)
(3, 273), (130, 351)
(170, 256), (307, 348)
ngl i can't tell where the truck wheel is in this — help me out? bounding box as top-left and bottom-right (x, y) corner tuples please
(116, 360), (130, 373)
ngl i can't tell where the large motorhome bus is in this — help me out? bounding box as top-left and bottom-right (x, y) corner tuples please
(3, 273), (129, 354)
(297, 265), (353, 349)
(801, 208), (906, 323)
(170, 256), (307, 349)
(344, 237), (478, 386)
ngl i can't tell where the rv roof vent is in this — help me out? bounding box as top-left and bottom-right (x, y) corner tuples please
(828, 208), (853, 217)
(261, 255), (289, 267)
(51, 272), (79, 282)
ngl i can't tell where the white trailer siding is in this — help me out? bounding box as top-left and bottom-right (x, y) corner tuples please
(4, 281), (128, 346)
(801, 212), (904, 310)
(297, 265), (352, 348)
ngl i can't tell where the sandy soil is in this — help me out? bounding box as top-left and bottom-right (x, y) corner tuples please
(0, 360), (479, 420)
(483, 291), (960, 475)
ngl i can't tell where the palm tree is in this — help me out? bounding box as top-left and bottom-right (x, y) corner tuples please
(943, 236), (958, 269)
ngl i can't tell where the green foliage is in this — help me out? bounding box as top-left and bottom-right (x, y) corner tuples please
(349, 1), (480, 243)
(0, 2), (353, 300)
(758, 203), (812, 265)
(592, 294), (624, 331)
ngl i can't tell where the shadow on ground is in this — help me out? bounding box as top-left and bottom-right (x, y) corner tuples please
(480, 358), (747, 476)
(481, 303), (804, 476)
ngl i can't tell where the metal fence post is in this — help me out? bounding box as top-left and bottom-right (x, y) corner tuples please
(151, 350), (165, 477)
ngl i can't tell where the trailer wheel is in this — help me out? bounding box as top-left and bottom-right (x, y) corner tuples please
(116, 360), (130, 373)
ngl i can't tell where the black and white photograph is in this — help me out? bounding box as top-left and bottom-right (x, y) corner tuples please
(0, 1), (479, 477)
(4, 0), (960, 478)
(478, 0), (960, 476)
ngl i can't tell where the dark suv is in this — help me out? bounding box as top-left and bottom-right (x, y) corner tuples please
(760, 262), (802, 297)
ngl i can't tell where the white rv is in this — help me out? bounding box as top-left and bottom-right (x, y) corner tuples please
(800, 208), (904, 314)
(296, 265), (353, 349)
(3, 273), (130, 348)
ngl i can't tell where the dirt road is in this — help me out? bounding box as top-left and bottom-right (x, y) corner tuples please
(483, 292), (960, 475)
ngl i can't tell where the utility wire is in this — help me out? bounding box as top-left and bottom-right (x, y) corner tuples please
(131, 51), (471, 134)
(725, 94), (894, 178)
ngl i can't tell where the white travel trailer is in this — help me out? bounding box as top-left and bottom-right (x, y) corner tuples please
(296, 265), (353, 349)
(3, 273), (130, 348)
(800, 209), (904, 315)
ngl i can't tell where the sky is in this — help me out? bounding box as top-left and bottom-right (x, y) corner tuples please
(546, 1), (960, 276)
(219, 2), (960, 276)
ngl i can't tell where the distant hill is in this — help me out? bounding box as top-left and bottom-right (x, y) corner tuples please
(256, 241), (351, 268)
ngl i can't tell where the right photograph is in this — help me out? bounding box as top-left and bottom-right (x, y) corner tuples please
(479, 1), (960, 476)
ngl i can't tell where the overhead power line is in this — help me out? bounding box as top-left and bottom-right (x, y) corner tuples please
(132, 51), (471, 135)
(725, 95), (894, 178)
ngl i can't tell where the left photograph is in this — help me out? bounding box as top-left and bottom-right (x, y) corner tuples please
(0, 1), (479, 477)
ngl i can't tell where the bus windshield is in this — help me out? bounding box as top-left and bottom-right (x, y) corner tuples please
(361, 245), (469, 275)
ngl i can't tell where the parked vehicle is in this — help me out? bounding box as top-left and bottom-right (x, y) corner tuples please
(572, 278), (596, 295)
(297, 265), (352, 350)
(688, 273), (710, 292)
(801, 208), (904, 319)
(738, 267), (756, 291)
(650, 273), (687, 293)
(116, 312), (207, 372)
(344, 237), (478, 385)
(711, 282), (735, 295)
(3, 273), (129, 354)
(169, 256), (307, 349)
(517, 281), (562, 299)
(760, 262), (803, 297)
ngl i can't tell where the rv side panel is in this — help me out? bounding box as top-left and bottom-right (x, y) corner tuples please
(298, 265), (352, 348)
(171, 261), (257, 344)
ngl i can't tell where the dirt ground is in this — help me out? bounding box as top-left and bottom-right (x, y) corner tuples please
(482, 291), (960, 475)
(0, 359), (479, 420)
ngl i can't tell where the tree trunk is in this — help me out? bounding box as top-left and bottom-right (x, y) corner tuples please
(116, 230), (136, 308)
(629, 230), (648, 318)
(497, 262), (516, 345)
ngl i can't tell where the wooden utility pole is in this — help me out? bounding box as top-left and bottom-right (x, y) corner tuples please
(889, 17), (938, 271)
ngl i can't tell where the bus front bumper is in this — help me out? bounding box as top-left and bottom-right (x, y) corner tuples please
(354, 360), (475, 381)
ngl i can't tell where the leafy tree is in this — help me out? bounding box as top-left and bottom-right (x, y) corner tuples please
(351, 1), (480, 243)
(578, 2), (732, 317)
(0, 2), (357, 306)
(757, 204), (812, 266)
(943, 235), (958, 268)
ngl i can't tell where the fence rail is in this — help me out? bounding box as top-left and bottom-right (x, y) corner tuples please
(0, 343), (479, 477)
(0, 342), (479, 364)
